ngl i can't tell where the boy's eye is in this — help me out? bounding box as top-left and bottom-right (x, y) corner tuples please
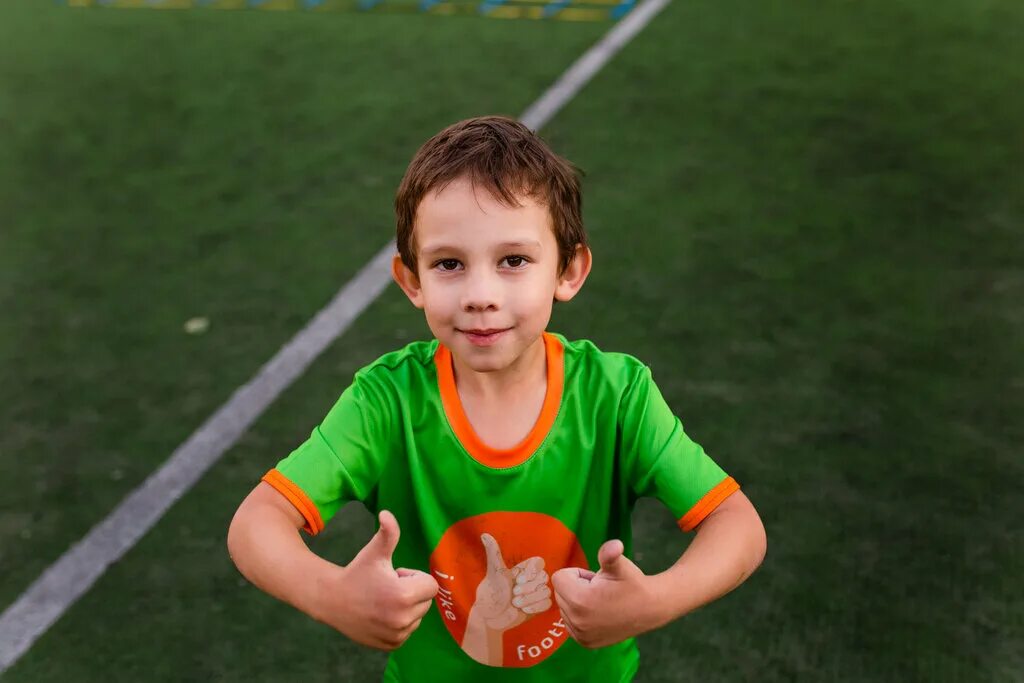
(436, 259), (461, 271)
(503, 255), (527, 268)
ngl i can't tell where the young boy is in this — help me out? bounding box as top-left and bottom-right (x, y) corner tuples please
(227, 115), (767, 682)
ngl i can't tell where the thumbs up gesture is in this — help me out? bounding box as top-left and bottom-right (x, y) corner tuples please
(317, 510), (438, 651)
(470, 533), (552, 631)
(550, 539), (655, 649)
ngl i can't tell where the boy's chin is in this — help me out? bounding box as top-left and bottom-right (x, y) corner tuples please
(450, 333), (544, 374)
(452, 345), (514, 373)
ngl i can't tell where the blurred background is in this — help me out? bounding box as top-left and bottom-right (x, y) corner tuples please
(1, 0), (1022, 680)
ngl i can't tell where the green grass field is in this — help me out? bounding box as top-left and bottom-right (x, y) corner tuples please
(1, 0), (1023, 680)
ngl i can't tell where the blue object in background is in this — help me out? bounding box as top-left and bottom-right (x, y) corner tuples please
(610, 0), (634, 19)
(476, 0), (505, 15)
(540, 0), (569, 18)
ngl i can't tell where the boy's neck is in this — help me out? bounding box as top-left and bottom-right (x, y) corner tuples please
(450, 335), (547, 402)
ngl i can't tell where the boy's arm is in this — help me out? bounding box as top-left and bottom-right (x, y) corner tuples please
(227, 483), (439, 651)
(648, 490), (767, 626)
(226, 482), (340, 621)
(551, 490), (765, 649)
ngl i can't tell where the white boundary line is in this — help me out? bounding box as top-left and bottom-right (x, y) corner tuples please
(0, 0), (671, 671)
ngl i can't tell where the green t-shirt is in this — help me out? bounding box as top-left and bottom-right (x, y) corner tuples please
(264, 332), (739, 682)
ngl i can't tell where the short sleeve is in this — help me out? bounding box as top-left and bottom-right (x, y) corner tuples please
(262, 370), (393, 535)
(621, 365), (740, 532)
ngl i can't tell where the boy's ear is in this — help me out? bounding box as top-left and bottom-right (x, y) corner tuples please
(554, 244), (592, 302)
(392, 254), (425, 309)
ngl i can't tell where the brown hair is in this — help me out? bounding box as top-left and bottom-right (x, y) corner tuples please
(395, 115), (587, 276)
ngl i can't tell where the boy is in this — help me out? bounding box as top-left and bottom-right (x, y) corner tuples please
(227, 115), (767, 682)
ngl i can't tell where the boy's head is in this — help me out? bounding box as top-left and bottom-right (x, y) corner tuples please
(394, 115), (588, 278)
(391, 116), (592, 373)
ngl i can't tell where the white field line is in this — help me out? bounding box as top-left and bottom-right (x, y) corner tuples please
(0, 0), (672, 671)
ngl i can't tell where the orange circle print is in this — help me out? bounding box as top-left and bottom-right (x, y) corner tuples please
(429, 511), (589, 668)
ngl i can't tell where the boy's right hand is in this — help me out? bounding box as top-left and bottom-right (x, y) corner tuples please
(315, 510), (438, 651)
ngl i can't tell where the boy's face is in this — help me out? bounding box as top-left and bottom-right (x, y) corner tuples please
(392, 176), (590, 374)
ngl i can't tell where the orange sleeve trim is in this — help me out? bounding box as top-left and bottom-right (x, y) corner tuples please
(261, 469), (325, 536)
(435, 331), (564, 468)
(677, 476), (741, 532)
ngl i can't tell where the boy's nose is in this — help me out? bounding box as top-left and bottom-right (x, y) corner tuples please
(461, 271), (501, 312)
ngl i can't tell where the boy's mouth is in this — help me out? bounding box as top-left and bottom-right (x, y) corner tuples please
(459, 328), (511, 347)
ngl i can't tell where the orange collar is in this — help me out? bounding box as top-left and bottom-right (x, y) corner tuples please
(434, 332), (564, 468)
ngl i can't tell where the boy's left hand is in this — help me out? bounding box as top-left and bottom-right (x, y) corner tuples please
(550, 540), (658, 649)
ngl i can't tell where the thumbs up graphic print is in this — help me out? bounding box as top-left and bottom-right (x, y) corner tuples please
(429, 511), (589, 667)
(472, 533), (552, 631)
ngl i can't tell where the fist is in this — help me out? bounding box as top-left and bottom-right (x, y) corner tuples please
(321, 510), (438, 650)
(551, 539), (652, 649)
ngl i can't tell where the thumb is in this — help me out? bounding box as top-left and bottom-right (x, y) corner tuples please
(597, 539), (629, 577)
(366, 509), (400, 565)
(480, 533), (507, 575)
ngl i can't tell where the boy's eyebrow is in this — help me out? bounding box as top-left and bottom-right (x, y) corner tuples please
(498, 240), (542, 250)
(420, 240), (542, 257)
(419, 244), (461, 259)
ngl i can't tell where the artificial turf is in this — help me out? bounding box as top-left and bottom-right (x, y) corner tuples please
(2, 0), (1022, 680)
